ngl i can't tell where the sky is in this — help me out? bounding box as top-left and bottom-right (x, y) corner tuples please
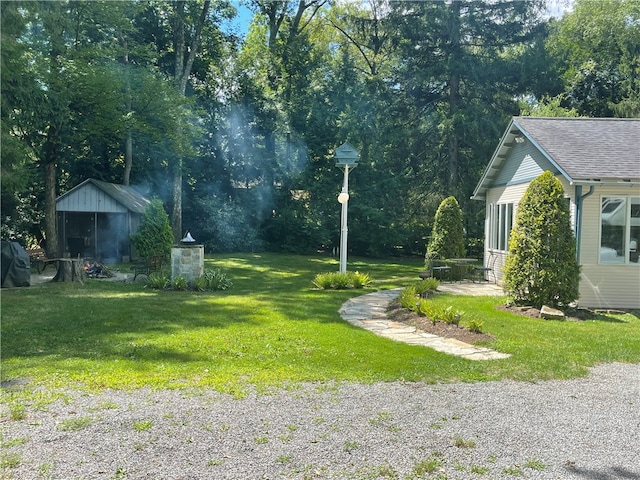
(221, 2), (253, 38)
(221, 0), (575, 39)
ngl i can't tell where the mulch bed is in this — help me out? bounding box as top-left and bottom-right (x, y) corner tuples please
(495, 304), (605, 321)
(386, 300), (494, 344)
(385, 297), (621, 345)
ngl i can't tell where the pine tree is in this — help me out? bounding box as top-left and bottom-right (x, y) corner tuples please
(503, 171), (580, 308)
(131, 198), (174, 260)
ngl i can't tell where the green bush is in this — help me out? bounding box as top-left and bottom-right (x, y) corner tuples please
(436, 306), (462, 325)
(172, 276), (188, 291)
(130, 198), (174, 260)
(467, 318), (484, 333)
(417, 298), (431, 318)
(398, 286), (419, 311)
(332, 272), (352, 289)
(146, 272), (169, 290)
(204, 269), (233, 291)
(312, 271), (372, 290)
(193, 275), (209, 292)
(426, 196), (466, 261)
(414, 278), (439, 297)
(503, 171), (580, 308)
(350, 271), (372, 289)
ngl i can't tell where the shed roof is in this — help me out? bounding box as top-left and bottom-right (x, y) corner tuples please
(473, 117), (640, 200)
(56, 179), (152, 214)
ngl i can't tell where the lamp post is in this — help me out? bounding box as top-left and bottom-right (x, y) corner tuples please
(334, 143), (359, 273)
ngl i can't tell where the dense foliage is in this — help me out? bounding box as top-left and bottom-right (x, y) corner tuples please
(130, 198), (174, 260)
(426, 196), (466, 261)
(2, 0), (638, 257)
(503, 171), (580, 308)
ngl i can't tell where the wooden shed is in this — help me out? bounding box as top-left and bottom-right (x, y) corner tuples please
(56, 179), (152, 262)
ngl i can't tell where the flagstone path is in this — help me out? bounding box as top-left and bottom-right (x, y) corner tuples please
(339, 287), (511, 361)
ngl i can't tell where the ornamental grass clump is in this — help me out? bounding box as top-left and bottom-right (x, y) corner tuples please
(398, 285), (419, 310)
(312, 271), (372, 290)
(414, 278), (439, 297)
(146, 272), (170, 290)
(145, 269), (232, 291)
(204, 269), (233, 291)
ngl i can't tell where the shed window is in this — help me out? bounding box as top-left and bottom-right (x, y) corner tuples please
(600, 196), (640, 264)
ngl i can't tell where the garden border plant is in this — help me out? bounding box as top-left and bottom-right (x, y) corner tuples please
(312, 271), (372, 290)
(145, 268), (233, 292)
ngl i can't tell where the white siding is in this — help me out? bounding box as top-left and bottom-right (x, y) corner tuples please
(493, 143), (559, 186)
(57, 183), (128, 213)
(578, 185), (640, 309)
(484, 183), (529, 283)
(484, 176), (581, 290)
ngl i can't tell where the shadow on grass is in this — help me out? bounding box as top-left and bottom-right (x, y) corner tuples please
(1, 253), (415, 370)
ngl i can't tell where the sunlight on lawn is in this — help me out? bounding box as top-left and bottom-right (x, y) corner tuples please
(1, 253), (638, 399)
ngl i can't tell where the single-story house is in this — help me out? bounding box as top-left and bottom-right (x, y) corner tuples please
(472, 117), (640, 309)
(56, 179), (152, 262)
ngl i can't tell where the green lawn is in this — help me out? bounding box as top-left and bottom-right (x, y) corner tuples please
(1, 253), (639, 399)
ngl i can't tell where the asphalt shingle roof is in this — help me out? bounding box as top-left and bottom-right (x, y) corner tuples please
(514, 117), (640, 181)
(56, 179), (152, 214)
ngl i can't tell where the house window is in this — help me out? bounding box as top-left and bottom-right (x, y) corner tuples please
(600, 196), (640, 264)
(489, 202), (514, 251)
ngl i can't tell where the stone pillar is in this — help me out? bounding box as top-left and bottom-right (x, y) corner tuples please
(171, 244), (204, 286)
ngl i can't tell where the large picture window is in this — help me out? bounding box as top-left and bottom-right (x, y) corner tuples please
(489, 203), (513, 251)
(600, 196), (640, 264)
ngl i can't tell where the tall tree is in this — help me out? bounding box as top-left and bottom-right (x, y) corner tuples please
(389, 0), (546, 202)
(169, 0), (212, 242)
(546, 0), (640, 117)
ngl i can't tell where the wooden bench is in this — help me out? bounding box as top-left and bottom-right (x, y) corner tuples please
(131, 255), (165, 280)
(26, 247), (58, 274)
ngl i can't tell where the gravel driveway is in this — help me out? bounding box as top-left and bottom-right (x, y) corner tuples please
(2, 363), (639, 480)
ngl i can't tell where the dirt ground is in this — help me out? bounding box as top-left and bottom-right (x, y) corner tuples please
(386, 300), (494, 344)
(384, 298), (625, 345)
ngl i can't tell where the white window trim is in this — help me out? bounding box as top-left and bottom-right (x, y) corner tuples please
(598, 195), (640, 266)
(488, 202), (514, 252)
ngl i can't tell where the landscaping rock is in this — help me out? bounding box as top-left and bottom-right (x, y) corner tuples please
(540, 305), (565, 320)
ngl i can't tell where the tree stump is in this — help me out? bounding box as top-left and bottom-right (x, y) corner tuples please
(52, 259), (85, 283)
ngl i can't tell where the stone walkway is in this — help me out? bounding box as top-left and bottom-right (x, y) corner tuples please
(339, 285), (511, 361)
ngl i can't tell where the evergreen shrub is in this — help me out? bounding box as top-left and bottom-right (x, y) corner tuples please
(131, 198), (173, 260)
(503, 171), (580, 308)
(426, 196), (466, 261)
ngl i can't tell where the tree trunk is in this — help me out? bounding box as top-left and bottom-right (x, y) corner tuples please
(52, 259), (84, 283)
(44, 159), (58, 258)
(120, 35), (133, 186)
(123, 131), (132, 186)
(171, 154), (183, 243)
(169, 0), (211, 242)
(446, 0), (461, 195)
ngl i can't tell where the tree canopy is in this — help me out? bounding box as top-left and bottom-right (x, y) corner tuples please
(2, 0), (638, 257)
